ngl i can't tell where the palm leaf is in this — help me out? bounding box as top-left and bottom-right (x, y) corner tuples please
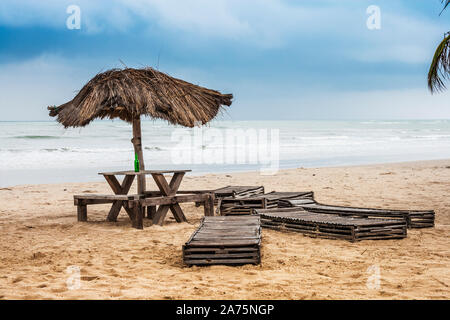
(440, 0), (450, 15)
(428, 33), (450, 93)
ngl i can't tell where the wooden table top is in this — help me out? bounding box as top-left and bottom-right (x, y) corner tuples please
(99, 170), (192, 176)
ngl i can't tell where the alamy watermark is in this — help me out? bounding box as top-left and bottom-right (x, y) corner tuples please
(171, 125), (280, 175)
(66, 5), (81, 30)
(66, 265), (81, 290)
(366, 264), (381, 290)
(366, 5), (381, 30)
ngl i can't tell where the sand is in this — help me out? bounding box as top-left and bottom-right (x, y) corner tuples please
(0, 159), (449, 300)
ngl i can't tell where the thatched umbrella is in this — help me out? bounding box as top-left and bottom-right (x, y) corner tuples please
(48, 67), (233, 193)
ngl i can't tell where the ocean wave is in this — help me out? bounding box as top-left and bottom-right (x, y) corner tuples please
(144, 146), (164, 151)
(41, 147), (71, 152)
(2, 147), (132, 154)
(360, 121), (405, 125)
(13, 135), (62, 139)
(293, 135), (351, 140)
(408, 134), (450, 140)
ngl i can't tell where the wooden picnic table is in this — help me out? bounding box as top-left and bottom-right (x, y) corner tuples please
(74, 169), (214, 229)
(99, 169), (191, 224)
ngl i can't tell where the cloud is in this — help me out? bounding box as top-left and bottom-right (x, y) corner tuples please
(0, 55), (92, 120)
(351, 11), (443, 64)
(0, 0), (135, 33)
(122, 0), (252, 39)
(233, 87), (450, 120)
(0, 0), (319, 45)
(0, 0), (443, 56)
(1, 1), (449, 122)
(314, 88), (450, 119)
(0, 49), (449, 122)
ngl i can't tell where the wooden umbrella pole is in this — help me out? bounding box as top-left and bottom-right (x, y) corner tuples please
(132, 116), (146, 194)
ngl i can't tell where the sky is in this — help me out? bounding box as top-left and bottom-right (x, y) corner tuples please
(0, 0), (449, 121)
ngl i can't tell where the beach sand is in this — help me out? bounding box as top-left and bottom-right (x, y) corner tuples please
(0, 159), (449, 300)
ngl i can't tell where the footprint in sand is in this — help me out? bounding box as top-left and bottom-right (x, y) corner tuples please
(110, 289), (122, 297)
(12, 277), (23, 284)
(81, 276), (99, 281)
(108, 270), (120, 277)
(30, 252), (46, 260)
(379, 290), (394, 297)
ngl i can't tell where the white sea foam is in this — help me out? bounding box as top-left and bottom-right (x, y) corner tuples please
(1, 120), (450, 186)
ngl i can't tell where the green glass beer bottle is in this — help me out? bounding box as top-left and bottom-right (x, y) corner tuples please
(134, 153), (140, 172)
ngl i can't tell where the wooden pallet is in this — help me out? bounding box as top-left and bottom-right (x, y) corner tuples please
(220, 191), (314, 215)
(183, 215), (261, 266)
(256, 207), (407, 242)
(176, 186), (264, 206)
(213, 186), (264, 205)
(281, 199), (435, 229)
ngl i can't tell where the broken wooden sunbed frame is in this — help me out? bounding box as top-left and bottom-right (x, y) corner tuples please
(177, 185), (265, 206)
(279, 199), (435, 229)
(256, 207), (407, 242)
(220, 191), (314, 215)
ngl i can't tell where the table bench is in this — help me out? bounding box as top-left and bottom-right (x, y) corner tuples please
(73, 169), (215, 229)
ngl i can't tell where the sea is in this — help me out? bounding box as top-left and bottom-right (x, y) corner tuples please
(1, 120), (450, 187)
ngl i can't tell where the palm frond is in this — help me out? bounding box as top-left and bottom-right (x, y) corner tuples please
(428, 33), (450, 93)
(440, 0), (450, 15)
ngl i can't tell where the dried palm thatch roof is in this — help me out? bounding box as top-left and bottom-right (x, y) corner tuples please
(48, 67), (233, 128)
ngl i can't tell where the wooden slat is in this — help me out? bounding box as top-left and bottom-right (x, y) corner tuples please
(168, 172), (185, 195)
(107, 200), (123, 222)
(183, 216), (261, 266)
(147, 206), (156, 220)
(121, 175), (135, 194)
(184, 247), (259, 253)
(184, 259), (258, 265)
(185, 252), (258, 259)
(204, 193), (214, 217)
(139, 194), (209, 206)
(151, 173), (172, 196)
(285, 200), (434, 229)
(99, 170), (192, 175)
(103, 175), (123, 195)
(74, 194), (133, 201)
(257, 207), (407, 242)
(220, 191), (314, 215)
(131, 202), (143, 229)
(170, 203), (187, 223)
(152, 205), (171, 226)
(123, 201), (135, 221)
(77, 203), (87, 222)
